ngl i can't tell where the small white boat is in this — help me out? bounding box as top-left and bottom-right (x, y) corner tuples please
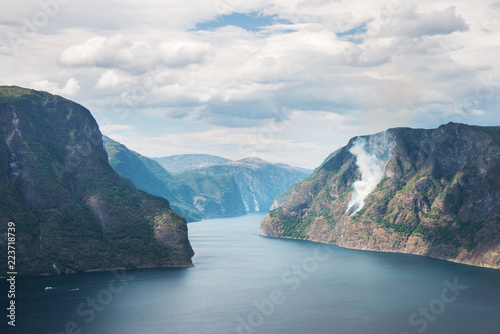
(44, 287), (54, 290)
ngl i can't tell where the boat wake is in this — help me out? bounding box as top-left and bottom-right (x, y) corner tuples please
(44, 287), (80, 292)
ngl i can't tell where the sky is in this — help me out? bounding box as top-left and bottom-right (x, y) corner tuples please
(1, 0), (499, 169)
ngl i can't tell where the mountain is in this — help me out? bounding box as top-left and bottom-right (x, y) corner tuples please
(176, 171), (246, 218)
(154, 154), (230, 174)
(153, 154), (312, 213)
(260, 123), (500, 269)
(103, 136), (202, 222)
(274, 163), (312, 176)
(196, 157), (312, 212)
(0, 86), (193, 276)
(103, 137), (245, 221)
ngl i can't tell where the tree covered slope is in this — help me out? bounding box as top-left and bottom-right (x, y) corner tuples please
(260, 123), (500, 269)
(0, 86), (193, 276)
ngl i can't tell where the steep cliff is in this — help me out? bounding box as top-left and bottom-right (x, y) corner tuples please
(0, 86), (193, 276)
(176, 171), (247, 218)
(154, 154), (311, 213)
(196, 157), (311, 212)
(260, 123), (500, 269)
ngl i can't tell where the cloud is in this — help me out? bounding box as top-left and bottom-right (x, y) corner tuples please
(158, 40), (212, 67)
(1, 0), (499, 168)
(100, 124), (135, 131)
(31, 78), (81, 96)
(296, 0), (334, 10)
(44, 2), (488, 132)
(59, 35), (152, 72)
(105, 109), (359, 169)
(95, 70), (131, 88)
(59, 34), (211, 72)
(470, 109), (486, 116)
(378, 6), (469, 38)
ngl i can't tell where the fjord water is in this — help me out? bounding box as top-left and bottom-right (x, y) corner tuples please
(5, 213), (500, 334)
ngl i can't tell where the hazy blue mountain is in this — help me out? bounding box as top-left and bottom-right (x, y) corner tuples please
(152, 154), (312, 213)
(176, 171), (247, 218)
(154, 154), (231, 174)
(103, 138), (246, 221)
(195, 157), (312, 212)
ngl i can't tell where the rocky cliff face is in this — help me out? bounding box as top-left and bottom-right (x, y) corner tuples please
(176, 171), (246, 218)
(154, 154), (311, 213)
(0, 86), (193, 276)
(197, 157), (311, 212)
(260, 123), (500, 269)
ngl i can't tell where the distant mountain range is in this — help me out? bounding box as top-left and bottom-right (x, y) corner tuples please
(153, 154), (312, 213)
(0, 86), (193, 276)
(104, 143), (312, 221)
(104, 138), (246, 221)
(190, 157), (312, 212)
(153, 154), (231, 174)
(260, 123), (500, 269)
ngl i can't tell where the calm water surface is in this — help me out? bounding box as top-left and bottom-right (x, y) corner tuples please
(3, 213), (500, 333)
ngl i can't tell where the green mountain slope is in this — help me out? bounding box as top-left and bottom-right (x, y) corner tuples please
(260, 123), (500, 269)
(0, 86), (193, 276)
(103, 136), (246, 220)
(103, 136), (202, 222)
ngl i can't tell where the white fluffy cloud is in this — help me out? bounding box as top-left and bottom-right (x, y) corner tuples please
(1, 0), (499, 167)
(59, 34), (212, 71)
(105, 109), (357, 168)
(95, 70), (130, 88)
(31, 77), (81, 96)
(374, 5), (468, 38)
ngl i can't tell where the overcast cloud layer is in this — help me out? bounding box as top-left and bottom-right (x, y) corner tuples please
(1, 0), (499, 168)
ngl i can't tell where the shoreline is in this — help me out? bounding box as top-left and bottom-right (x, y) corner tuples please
(258, 233), (500, 271)
(0, 263), (195, 279)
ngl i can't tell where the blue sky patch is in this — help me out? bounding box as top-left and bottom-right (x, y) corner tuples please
(336, 23), (368, 44)
(196, 12), (290, 32)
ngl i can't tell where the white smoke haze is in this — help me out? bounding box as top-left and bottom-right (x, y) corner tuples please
(347, 137), (389, 215)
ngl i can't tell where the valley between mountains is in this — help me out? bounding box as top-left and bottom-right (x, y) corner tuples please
(1, 86), (499, 275)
